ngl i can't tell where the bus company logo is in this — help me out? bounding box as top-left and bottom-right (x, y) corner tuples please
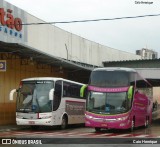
(88, 86), (129, 93)
(103, 119), (107, 122)
(0, 8), (22, 31)
(2, 139), (12, 144)
(0, 8), (23, 39)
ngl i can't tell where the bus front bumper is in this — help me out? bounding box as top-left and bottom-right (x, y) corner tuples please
(85, 114), (131, 129)
(16, 118), (53, 126)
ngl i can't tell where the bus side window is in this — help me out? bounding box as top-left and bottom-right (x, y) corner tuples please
(53, 80), (62, 111)
(63, 82), (68, 97)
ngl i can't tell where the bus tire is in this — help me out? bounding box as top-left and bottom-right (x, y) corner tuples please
(61, 115), (68, 130)
(95, 127), (101, 132)
(130, 119), (135, 132)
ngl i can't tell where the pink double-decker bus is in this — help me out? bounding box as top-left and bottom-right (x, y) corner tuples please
(85, 67), (152, 131)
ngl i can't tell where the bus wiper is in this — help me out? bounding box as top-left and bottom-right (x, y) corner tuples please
(22, 101), (32, 113)
(35, 97), (41, 113)
(116, 108), (126, 113)
(34, 86), (41, 113)
(32, 84), (41, 113)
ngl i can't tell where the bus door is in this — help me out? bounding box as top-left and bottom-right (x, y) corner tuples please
(53, 80), (62, 124)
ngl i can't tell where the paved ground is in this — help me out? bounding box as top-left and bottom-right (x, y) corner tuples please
(0, 125), (24, 132)
(1, 123), (160, 146)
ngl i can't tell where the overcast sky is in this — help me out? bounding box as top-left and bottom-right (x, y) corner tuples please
(5, 0), (160, 56)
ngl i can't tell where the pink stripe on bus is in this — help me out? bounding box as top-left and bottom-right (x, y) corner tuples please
(88, 86), (129, 93)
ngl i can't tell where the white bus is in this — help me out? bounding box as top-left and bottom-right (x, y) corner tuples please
(10, 77), (85, 129)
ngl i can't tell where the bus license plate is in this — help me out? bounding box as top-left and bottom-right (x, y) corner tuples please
(101, 123), (107, 127)
(29, 121), (35, 125)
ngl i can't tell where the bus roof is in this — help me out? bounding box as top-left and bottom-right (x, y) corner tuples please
(21, 77), (84, 85)
(93, 67), (137, 72)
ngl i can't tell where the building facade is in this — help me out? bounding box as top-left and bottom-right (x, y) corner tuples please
(136, 48), (158, 59)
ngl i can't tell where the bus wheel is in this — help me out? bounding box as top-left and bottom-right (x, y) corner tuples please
(61, 115), (68, 130)
(145, 117), (149, 128)
(130, 119), (135, 132)
(95, 127), (101, 132)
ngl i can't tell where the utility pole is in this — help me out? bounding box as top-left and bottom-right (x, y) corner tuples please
(65, 44), (68, 60)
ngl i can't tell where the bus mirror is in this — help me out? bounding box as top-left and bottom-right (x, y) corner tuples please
(16, 88), (20, 92)
(49, 88), (54, 100)
(128, 86), (133, 99)
(80, 85), (87, 98)
(9, 89), (17, 101)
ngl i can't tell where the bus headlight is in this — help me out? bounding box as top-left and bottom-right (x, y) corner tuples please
(16, 115), (24, 119)
(40, 116), (52, 119)
(85, 114), (93, 119)
(117, 116), (128, 121)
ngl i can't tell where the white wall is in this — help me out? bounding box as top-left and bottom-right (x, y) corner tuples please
(26, 13), (141, 66)
(1, 0), (141, 67)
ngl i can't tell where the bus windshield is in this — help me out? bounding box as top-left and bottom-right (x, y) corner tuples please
(86, 91), (131, 114)
(16, 81), (53, 113)
(89, 70), (131, 87)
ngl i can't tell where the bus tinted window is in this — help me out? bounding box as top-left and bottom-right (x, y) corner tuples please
(17, 81), (53, 113)
(136, 73), (152, 88)
(135, 73), (152, 97)
(89, 71), (130, 87)
(87, 91), (129, 114)
(53, 80), (62, 111)
(63, 81), (83, 98)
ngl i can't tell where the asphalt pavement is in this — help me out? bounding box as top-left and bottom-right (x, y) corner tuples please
(1, 123), (160, 147)
(0, 125), (23, 132)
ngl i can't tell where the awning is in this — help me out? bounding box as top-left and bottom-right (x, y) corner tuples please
(0, 41), (98, 71)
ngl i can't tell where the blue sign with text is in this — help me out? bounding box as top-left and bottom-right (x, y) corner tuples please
(0, 60), (6, 71)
